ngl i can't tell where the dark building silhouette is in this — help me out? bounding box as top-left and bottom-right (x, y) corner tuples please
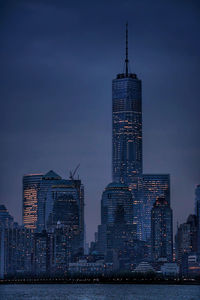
(37, 170), (62, 232)
(195, 185), (200, 254)
(175, 214), (198, 275)
(33, 230), (53, 275)
(51, 225), (78, 274)
(0, 205), (13, 228)
(97, 182), (137, 269)
(151, 197), (173, 262)
(47, 179), (84, 254)
(1, 224), (34, 277)
(101, 182), (133, 225)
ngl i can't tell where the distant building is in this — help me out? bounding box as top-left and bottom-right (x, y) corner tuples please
(161, 263), (179, 277)
(0, 205), (14, 278)
(175, 214), (198, 274)
(23, 173), (43, 230)
(195, 185), (200, 254)
(33, 230), (53, 275)
(142, 174), (170, 241)
(68, 260), (113, 275)
(52, 226), (76, 274)
(47, 179), (84, 254)
(21, 170), (85, 275)
(101, 182), (133, 225)
(97, 181), (137, 268)
(0, 205), (14, 228)
(1, 224), (34, 278)
(97, 223), (137, 257)
(35, 170), (84, 253)
(187, 254), (200, 277)
(133, 261), (155, 274)
(151, 197), (173, 262)
(37, 170), (62, 232)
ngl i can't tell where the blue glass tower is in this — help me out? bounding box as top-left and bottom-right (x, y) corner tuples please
(37, 170), (62, 232)
(101, 182), (133, 225)
(141, 174), (170, 241)
(112, 24), (142, 237)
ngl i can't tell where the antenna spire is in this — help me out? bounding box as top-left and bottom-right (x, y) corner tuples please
(125, 22), (129, 76)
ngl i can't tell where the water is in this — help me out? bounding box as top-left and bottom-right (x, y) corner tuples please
(0, 284), (199, 300)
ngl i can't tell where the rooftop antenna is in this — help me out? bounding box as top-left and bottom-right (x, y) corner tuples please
(125, 22), (129, 77)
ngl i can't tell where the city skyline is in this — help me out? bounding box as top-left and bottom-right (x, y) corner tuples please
(1, 0), (200, 243)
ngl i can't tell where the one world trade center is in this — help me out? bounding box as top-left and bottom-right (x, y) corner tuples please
(112, 24), (143, 238)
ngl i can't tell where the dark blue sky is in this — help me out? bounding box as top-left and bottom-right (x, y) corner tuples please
(1, 0), (200, 242)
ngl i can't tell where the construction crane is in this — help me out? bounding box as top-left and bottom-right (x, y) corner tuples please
(69, 164), (80, 181)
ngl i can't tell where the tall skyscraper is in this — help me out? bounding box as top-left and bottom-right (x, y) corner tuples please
(97, 182), (137, 262)
(47, 183), (80, 228)
(36, 170), (62, 232)
(112, 24), (142, 238)
(151, 197), (173, 262)
(23, 174), (43, 230)
(142, 174), (170, 241)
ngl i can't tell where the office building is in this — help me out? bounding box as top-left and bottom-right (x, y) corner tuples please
(142, 174), (170, 241)
(97, 181), (137, 268)
(36, 171), (84, 251)
(47, 179), (84, 253)
(175, 214), (198, 274)
(37, 170), (62, 232)
(23, 173), (43, 230)
(101, 182), (133, 225)
(33, 230), (53, 275)
(1, 224), (34, 277)
(151, 197), (173, 262)
(52, 226), (74, 274)
(112, 24), (142, 238)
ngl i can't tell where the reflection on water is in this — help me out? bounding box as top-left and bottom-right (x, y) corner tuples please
(0, 284), (199, 300)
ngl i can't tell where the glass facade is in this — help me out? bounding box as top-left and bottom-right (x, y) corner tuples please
(112, 74), (142, 183)
(37, 170), (62, 232)
(48, 183), (79, 228)
(151, 197), (173, 262)
(112, 73), (142, 238)
(101, 182), (133, 225)
(142, 174), (170, 241)
(35, 170), (84, 252)
(23, 174), (43, 230)
(175, 214), (198, 274)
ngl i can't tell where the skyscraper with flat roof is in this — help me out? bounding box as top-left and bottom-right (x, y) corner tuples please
(112, 24), (142, 238)
(36, 170), (62, 232)
(23, 174), (43, 230)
